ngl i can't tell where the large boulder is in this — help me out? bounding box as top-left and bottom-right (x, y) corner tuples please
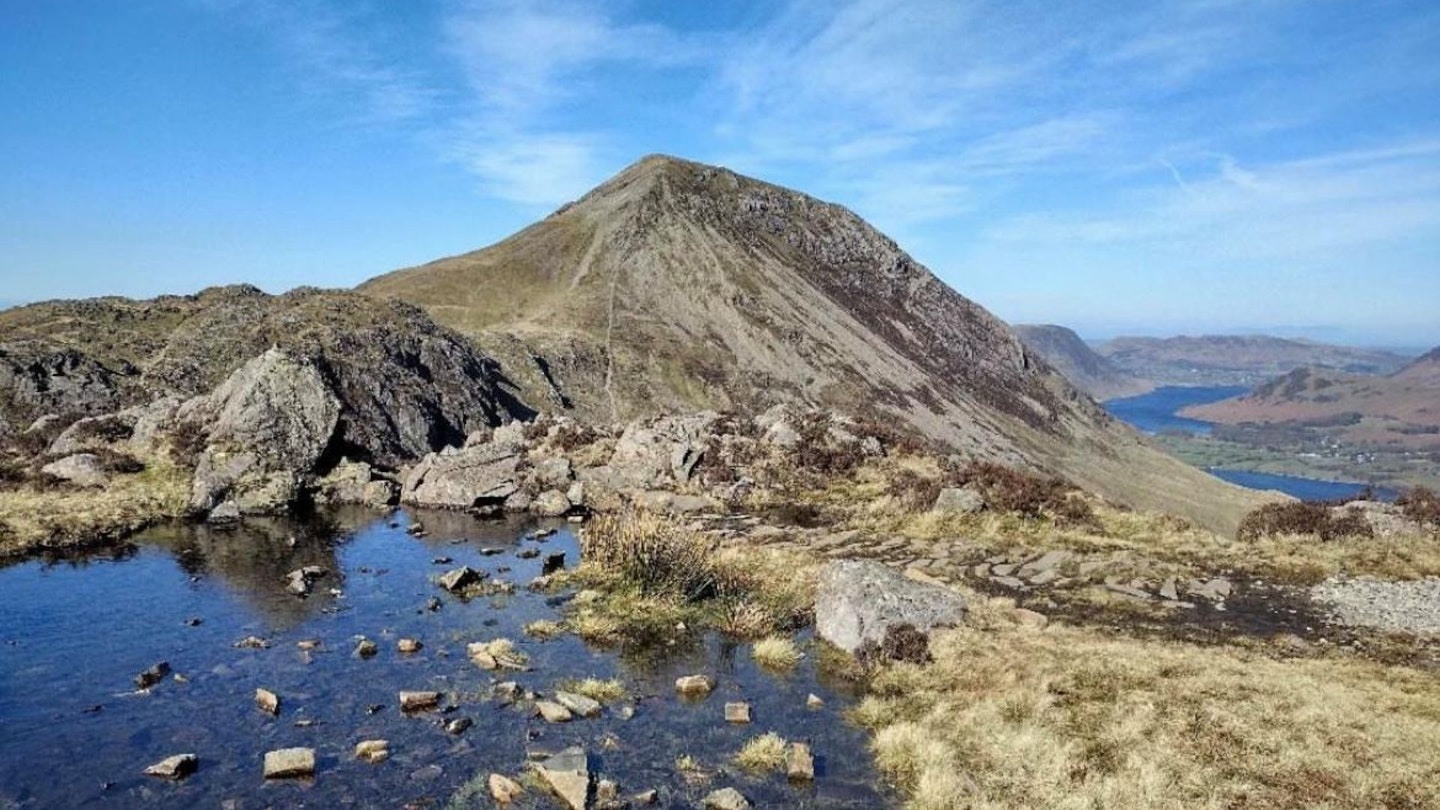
(815, 559), (967, 653)
(402, 443), (521, 510)
(181, 349), (341, 514)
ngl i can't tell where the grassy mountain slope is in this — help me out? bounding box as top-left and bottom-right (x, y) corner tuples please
(363, 155), (1273, 533)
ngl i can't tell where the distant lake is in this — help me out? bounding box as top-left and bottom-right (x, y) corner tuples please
(1208, 469), (1397, 502)
(1103, 386), (1247, 436)
(1104, 386), (1394, 502)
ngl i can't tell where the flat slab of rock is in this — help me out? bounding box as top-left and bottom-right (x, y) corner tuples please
(536, 700), (574, 723)
(144, 753), (197, 780)
(263, 747), (315, 779)
(537, 747), (590, 810)
(554, 691), (602, 718)
(815, 559), (966, 653)
(399, 691), (441, 712)
(402, 443), (521, 509)
(724, 702), (751, 723)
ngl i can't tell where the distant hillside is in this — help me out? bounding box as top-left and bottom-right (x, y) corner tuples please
(1098, 335), (1409, 386)
(362, 154), (1272, 532)
(1181, 346), (1440, 452)
(1014, 325), (1153, 401)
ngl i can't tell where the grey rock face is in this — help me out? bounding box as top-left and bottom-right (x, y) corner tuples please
(40, 453), (108, 488)
(0, 344), (131, 426)
(532, 489), (571, 517)
(401, 443), (522, 509)
(815, 560), (967, 653)
(316, 459), (396, 507)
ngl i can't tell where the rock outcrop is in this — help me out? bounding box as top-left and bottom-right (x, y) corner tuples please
(180, 349), (341, 514)
(815, 559), (967, 653)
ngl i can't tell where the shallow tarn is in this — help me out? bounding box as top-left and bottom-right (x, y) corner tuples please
(0, 508), (895, 808)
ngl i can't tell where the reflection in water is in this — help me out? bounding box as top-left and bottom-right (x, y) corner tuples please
(146, 514), (346, 630)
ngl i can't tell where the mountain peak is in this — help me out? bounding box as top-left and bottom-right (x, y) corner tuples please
(360, 157), (1271, 531)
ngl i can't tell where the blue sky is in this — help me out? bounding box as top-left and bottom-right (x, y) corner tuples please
(2, 1), (1438, 346)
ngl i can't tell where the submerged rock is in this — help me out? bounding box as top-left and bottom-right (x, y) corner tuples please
(489, 773), (524, 803)
(263, 747), (315, 779)
(724, 702), (751, 724)
(143, 753), (197, 780)
(703, 787), (751, 810)
(537, 747), (591, 810)
(815, 559), (966, 654)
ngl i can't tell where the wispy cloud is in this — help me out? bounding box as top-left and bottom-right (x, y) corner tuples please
(203, 0), (439, 125)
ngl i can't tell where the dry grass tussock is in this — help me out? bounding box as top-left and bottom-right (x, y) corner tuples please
(569, 511), (817, 644)
(734, 732), (789, 772)
(0, 456), (189, 557)
(854, 620), (1440, 810)
(556, 677), (626, 702)
(751, 635), (802, 669)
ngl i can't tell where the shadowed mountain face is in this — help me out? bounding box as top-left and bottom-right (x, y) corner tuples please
(1097, 335), (1410, 387)
(0, 286), (528, 465)
(363, 155), (1273, 532)
(1014, 324), (1153, 402)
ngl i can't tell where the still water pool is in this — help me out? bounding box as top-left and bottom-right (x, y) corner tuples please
(0, 509), (894, 809)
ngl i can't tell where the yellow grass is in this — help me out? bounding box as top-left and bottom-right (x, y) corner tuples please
(0, 458), (189, 557)
(751, 635), (802, 669)
(523, 620), (565, 640)
(734, 732), (789, 772)
(854, 622), (1440, 809)
(556, 677), (626, 703)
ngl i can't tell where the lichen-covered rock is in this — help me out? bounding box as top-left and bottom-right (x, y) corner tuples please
(815, 559), (966, 654)
(933, 486), (985, 514)
(402, 443), (521, 510)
